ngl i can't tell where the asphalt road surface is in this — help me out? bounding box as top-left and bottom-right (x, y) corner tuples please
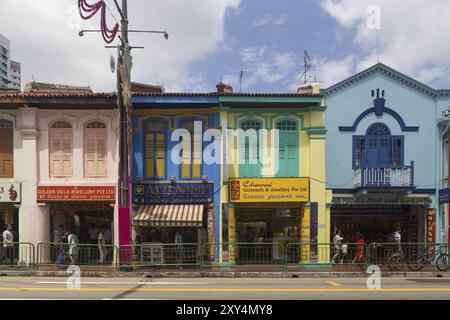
(0, 276), (450, 300)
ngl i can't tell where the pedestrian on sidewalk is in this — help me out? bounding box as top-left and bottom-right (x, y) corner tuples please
(68, 230), (79, 265)
(2, 225), (14, 265)
(352, 232), (365, 264)
(331, 230), (343, 264)
(98, 227), (106, 264)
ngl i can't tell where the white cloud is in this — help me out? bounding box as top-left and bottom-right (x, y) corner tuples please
(313, 56), (355, 88)
(0, 0), (241, 92)
(227, 46), (298, 91)
(252, 14), (287, 27)
(319, 0), (450, 87)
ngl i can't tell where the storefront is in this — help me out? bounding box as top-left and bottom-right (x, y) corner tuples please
(0, 182), (21, 241)
(439, 188), (449, 244)
(224, 178), (312, 263)
(331, 202), (428, 244)
(37, 186), (115, 243)
(132, 182), (214, 246)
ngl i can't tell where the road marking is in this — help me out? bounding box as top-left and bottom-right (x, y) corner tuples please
(325, 281), (341, 287)
(1, 287), (450, 293)
(35, 281), (209, 285)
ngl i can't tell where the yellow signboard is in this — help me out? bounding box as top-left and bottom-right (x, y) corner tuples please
(229, 178), (309, 203)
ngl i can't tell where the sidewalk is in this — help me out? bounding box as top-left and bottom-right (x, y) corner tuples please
(1, 267), (449, 278)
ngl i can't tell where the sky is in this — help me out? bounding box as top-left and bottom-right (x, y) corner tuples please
(1, 0), (450, 93)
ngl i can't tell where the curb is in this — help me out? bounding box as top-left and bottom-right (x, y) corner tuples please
(1, 271), (449, 278)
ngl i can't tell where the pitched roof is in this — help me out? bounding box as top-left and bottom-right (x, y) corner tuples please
(323, 63), (450, 98)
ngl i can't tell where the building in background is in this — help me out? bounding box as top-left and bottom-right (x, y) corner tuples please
(0, 34), (21, 90)
(324, 63), (450, 244)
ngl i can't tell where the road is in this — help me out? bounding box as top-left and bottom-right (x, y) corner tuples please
(0, 276), (450, 300)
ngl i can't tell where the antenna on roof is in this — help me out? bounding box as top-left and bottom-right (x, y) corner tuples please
(239, 70), (244, 93)
(299, 50), (312, 85)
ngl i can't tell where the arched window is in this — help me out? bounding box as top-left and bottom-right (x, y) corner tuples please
(50, 121), (73, 177)
(0, 120), (13, 178)
(276, 120), (298, 177)
(85, 121), (107, 177)
(239, 119), (262, 177)
(179, 119), (202, 179)
(145, 119), (167, 179)
(353, 123), (403, 169)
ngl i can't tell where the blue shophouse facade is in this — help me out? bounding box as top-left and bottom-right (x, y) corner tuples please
(324, 63), (450, 244)
(131, 93), (221, 260)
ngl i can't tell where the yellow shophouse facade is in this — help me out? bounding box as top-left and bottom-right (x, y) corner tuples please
(217, 86), (332, 265)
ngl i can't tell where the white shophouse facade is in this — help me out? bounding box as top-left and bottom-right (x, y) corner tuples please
(0, 89), (119, 250)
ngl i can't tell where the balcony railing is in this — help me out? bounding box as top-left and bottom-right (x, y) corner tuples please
(354, 161), (414, 188)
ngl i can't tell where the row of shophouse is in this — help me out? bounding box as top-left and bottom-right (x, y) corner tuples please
(0, 63), (449, 264)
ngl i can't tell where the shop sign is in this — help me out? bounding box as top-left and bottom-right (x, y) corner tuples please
(427, 209), (436, 244)
(0, 183), (21, 203)
(37, 186), (115, 201)
(229, 178), (309, 203)
(133, 183), (214, 205)
(439, 188), (450, 204)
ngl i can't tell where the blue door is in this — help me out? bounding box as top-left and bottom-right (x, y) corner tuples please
(365, 123), (391, 167)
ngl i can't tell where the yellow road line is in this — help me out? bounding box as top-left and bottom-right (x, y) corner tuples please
(325, 281), (341, 287)
(0, 287), (450, 293)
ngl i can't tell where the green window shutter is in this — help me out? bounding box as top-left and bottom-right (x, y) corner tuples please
(276, 120), (299, 177)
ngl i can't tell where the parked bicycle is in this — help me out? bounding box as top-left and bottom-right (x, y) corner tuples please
(407, 244), (449, 272)
(358, 242), (404, 271)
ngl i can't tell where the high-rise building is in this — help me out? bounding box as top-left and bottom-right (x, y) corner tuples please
(0, 34), (21, 90)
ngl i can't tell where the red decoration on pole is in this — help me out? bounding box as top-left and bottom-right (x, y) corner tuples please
(78, 0), (119, 44)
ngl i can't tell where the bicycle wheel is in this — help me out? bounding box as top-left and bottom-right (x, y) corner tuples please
(407, 254), (424, 272)
(387, 254), (403, 271)
(436, 254), (449, 272)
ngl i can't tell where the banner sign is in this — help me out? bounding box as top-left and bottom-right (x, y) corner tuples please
(0, 183), (21, 203)
(229, 178), (309, 203)
(133, 183), (214, 205)
(37, 186), (115, 201)
(427, 209), (436, 244)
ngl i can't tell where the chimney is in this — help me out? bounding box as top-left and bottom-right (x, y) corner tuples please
(216, 82), (233, 93)
(297, 83), (320, 94)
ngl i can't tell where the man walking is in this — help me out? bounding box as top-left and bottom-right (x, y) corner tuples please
(3, 225), (14, 265)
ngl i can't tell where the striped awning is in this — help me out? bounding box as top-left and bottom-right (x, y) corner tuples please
(133, 204), (205, 227)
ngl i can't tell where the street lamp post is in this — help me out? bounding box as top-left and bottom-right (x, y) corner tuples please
(77, 0), (168, 263)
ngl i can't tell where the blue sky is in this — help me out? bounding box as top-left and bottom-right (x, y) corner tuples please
(2, 0), (450, 93)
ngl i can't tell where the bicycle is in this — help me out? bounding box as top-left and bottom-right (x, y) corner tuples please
(407, 244), (449, 272)
(357, 242), (404, 271)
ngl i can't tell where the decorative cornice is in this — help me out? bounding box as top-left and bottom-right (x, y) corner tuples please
(323, 63), (440, 99)
(18, 129), (40, 139)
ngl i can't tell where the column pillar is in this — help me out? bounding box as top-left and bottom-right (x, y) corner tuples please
(228, 204), (236, 265)
(18, 116), (50, 263)
(300, 206), (310, 263)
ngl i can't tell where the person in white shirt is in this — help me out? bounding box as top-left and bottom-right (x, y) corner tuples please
(174, 230), (183, 267)
(332, 230), (344, 263)
(2, 225), (14, 265)
(394, 227), (402, 254)
(98, 228), (106, 264)
(68, 231), (79, 264)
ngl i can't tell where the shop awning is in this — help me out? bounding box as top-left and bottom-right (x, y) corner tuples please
(133, 204), (205, 227)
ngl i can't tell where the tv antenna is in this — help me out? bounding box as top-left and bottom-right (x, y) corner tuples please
(239, 70), (244, 92)
(299, 50), (312, 85)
